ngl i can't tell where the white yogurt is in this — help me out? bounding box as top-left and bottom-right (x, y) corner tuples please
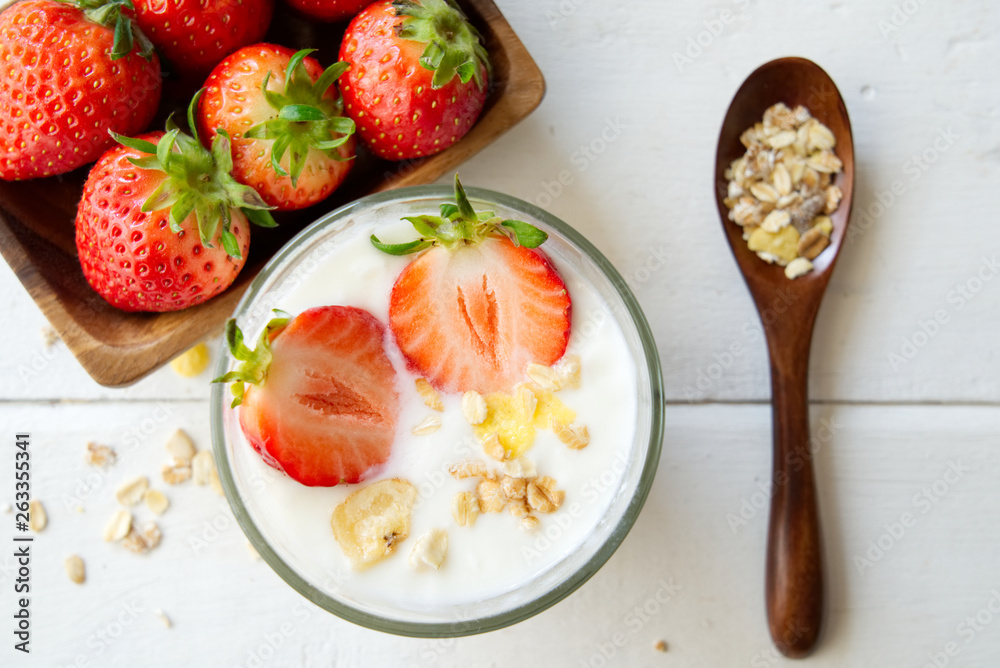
(226, 213), (639, 622)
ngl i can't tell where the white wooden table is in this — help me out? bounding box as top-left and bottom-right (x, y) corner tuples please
(3, 1), (999, 666)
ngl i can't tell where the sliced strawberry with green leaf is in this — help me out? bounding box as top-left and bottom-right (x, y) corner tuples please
(215, 306), (400, 487)
(372, 176), (571, 394)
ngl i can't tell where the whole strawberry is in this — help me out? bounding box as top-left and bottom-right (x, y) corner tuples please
(284, 0), (370, 22)
(75, 96), (277, 312)
(132, 0), (274, 80)
(198, 45), (356, 211)
(0, 0), (161, 181)
(339, 0), (490, 161)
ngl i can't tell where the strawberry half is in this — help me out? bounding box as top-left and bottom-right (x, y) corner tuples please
(216, 306), (400, 487)
(373, 176), (572, 394)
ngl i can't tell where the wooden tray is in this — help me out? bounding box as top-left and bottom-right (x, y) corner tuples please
(0, 0), (544, 387)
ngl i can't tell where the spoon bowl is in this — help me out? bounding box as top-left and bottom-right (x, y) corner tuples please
(713, 57), (855, 658)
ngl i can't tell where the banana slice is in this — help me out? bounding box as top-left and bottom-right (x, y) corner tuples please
(331, 479), (417, 569)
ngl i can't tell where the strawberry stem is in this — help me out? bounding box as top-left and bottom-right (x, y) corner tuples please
(243, 50), (356, 188)
(113, 91), (277, 259)
(74, 0), (155, 61)
(213, 313), (291, 408)
(370, 174), (547, 255)
(392, 0), (491, 90)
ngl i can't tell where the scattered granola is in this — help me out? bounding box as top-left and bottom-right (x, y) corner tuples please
(103, 509), (132, 542)
(144, 489), (170, 516)
(411, 415), (442, 436)
(451, 491), (479, 527)
(409, 528), (448, 571)
(85, 442), (117, 468)
(552, 354), (581, 388)
(500, 475), (527, 500)
(415, 378), (444, 411)
(162, 462), (193, 485)
(28, 499), (47, 532)
(526, 477), (564, 514)
(724, 102), (843, 278)
(461, 390), (488, 425)
(122, 522), (162, 554)
(448, 460), (491, 480)
(165, 429), (197, 462)
(501, 457), (537, 479)
(155, 609), (173, 629)
(654, 640), (668, 653)
(551, 420), (590, 450)
(191, 450), (215, 485)
(476, 479), (507, 514)
(507, 499), (530, 518)
(525, 362), (561, 391)
(520, 516), (540, 533)
(115, 476), (149, 507)
(480, 432), (507, 462)
(65, 555), (85, 584)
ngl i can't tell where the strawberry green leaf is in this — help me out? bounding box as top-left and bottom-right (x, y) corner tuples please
(314, 61), (350, 98)
(110, 132), (158, 155)
(501, 220), (547, 248)
(244, 208), (278, 228)
(245, 51), (356, 187)
(213, 314), (291, 407)
(221, 228), (242, 260)
(403, 215), (442, 238)
(112, 100), (277, 260)
(372, 174), (549, 255)
(453, 174), (477, 219)
(370, 236), (433, 255)
(169, 191), (198, 233)
(279, 104), (327, 122)
(78, 0), (155, 61)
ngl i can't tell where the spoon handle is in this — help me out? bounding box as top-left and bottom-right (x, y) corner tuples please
(765, 343), (823, 658)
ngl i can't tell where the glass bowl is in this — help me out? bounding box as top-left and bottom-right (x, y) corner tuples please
(211, 185), (664, 637)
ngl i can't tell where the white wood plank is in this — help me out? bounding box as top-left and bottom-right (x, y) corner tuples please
(0, 401), (997, 667)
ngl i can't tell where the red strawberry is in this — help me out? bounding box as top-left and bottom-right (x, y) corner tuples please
(285, 0), (371, 22)
(0, 0), (161, 181)
(75, 97), (276, 312)
(198, 45), (356, 211)
(216, 306), (400, 487)
(132, 0), (274, 80)
(338, 0), (490, 161)
(373, 176), (571, 393)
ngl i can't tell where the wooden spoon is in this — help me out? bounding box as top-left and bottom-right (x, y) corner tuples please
(713, 57), (855, 658)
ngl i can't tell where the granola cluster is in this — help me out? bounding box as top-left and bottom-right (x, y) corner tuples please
(724, 102), (844, 279)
